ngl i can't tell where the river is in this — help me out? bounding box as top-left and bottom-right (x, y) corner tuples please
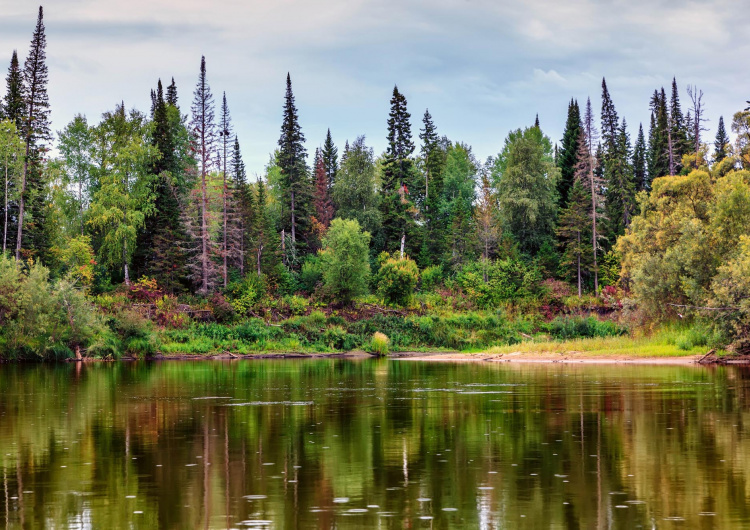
(0, 360), (747, 528)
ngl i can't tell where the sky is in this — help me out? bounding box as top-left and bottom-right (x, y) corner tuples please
(0, 0), (748, 176)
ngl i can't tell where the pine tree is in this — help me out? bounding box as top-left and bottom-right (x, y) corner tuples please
(556, 178), (591, 296)
(557, 99), (581, 207)
(218, 92), (233, 288)
(166, 77), (178, 107)
(321, 128), (338, 193)
(380, 85), (416, 255)
(604, 119), (635, 240)
(647, 89), (669, 181)
(418, 109), (447, 266)
(4, 51), (24, 130)
(714, 116), (730, 164)
(600, 78), (619, 153)
(313, 149), (333, 230)
(633, 123), (647, 191)
(231, 136), (252, 275)
(277, 73), (310, 261)
(16, 6), (51, 262)
(252, 178), (279, 276)
(190, 55), (217, 293)
(669, 77), (688, 172)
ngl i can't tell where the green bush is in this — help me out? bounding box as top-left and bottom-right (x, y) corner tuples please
(320, 218), (371, 304)
(456, 258), (541, 309)
(420, 265), (443, 292)
(377, 253), (419, 306)
(227, 274), (264, 315)
(299, 256), (323, 294)
(545, 316), (626, 340)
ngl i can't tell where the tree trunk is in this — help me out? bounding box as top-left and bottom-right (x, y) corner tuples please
(15, 151), (28, 261)
(290, 189), (296, 245)
(123, 242), (130, 286)
(222, 143), (227, 288)
(590, 164), (599, 295)
(400, 233), (405, 258)
(201, 170), (208, 293)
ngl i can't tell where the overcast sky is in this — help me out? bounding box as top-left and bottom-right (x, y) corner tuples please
(1, 0), (748, 176)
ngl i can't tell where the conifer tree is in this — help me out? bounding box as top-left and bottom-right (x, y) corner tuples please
(252, 178), (279, 276)
(669, 77), (688, 172)
(231, 136), (251, 275)
(4, 51), (24, 130)
(218, 92), (233, 288)
(474, 172), (501, 271)
(633, 123), (647, 191)
(714, 116), (730, 164)
(418, 109), (447, 265)
(16, 6), (51, 262)
(380, 85), (416, 255)
(647, 89), (669, 181)
(166, 78), (178, 107)
(556, 178), (591, 296)
(604, 119), (635, 239)
(321, 128), (338, 193)
(557, 99), (581, 207)
(312, 149), (333, 229)
(600, 78), (619, 153)
(277, 73), (311, 260)
(190, 55), (217, 293)
(580, 99), (604, 292)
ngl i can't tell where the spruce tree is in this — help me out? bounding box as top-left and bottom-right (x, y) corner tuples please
(321, 128), (338, 193)
(4, 51), (24, 130)
(277, 73), (311, 261)
(219, 92), (233, 288)
(190, 55), (217, 293)
(633, 123), (647, 191)
(166, 77), (178, 107)
(16, 6), (51, 262)
(556, 178), (592, 296)
(714, 116), (730, 164)
(600, 78), (619, 153)
(418, 108), (447, 265)
(231, 136), (252, 275)
(669, 77), (688, 172)
(647, 89), (669, 181)
(557, 99), (581, 207)
(312, 149), (333, 231)
(604, 119), (635, 241)
(380, 85), (416, 255)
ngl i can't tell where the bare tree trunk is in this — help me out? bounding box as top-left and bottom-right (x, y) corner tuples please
(79, 178), (84, 236)
(123, 241), (130, 286)
(15, 153), (28, 262)
(222, 144), (227, 288)
(257, 244), (262, 276)
(590, 164), (599, 294)
(400, 233), (405, 258)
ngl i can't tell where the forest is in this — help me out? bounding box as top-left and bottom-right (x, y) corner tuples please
(1, 7), (750, 360)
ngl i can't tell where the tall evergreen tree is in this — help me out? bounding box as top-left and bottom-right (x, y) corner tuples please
(557, 99), (581, 207)
(380, 86), (417, 255)
(218, 92), (233, 288)
(647, 89), (669, 181)
(277, 73), (310, 261)
(633, 123), (647, 191)
(556, 178), (592, 296)
(312, 148), (333, 231)
(16, 6), (51, 262)
(190, 55), (217, 293)
(418, 109), (447, 266)
(600, 78), (619, 153)
(604, 119), (635, 240)
(321, 128), (338, 193)
(669, 77), (688, 172)
(231, 135), (251, 275)
(714, 116), (730, 164)
(4, 51), (24, 130)
(166, 77), (178, 107)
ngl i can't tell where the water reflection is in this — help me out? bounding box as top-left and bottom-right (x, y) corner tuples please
(0, 360), (748, 528)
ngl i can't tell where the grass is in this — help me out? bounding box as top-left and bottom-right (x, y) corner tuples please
(485, 325), (722, 358)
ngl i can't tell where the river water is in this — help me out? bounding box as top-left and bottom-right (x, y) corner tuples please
(0, 360), (748, 528)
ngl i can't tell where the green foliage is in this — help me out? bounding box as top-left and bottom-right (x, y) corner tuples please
(299, 255), (323, 294)
(227, 274), (264, 315)
(377, 253), (419, 306)
(456, 258), (541, 309)
(320, 218), (371, 304)
(544, 316), (626, 340)
(420, 264), (443, 292)
(51, 234), (96, 287)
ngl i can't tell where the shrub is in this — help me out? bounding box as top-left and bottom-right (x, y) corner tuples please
(129, 277), (163, 302)
(209, 293), (235, 323)
(299, 256), (323, 294)
(456, 258), (541, 309)
(545, 316), (626, 340)
(284, 295), (310, 315)
(369, 332), (390, 356)
(320, 218), (371, 304)
(377, 253), (419, 306)
(227, 274), (264, 315)
(420, 265), (443, 292)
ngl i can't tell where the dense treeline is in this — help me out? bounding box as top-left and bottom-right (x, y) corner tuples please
(1, 7), (749, 358)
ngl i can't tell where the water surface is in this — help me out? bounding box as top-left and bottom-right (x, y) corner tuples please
(0, 360), (748, 528)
